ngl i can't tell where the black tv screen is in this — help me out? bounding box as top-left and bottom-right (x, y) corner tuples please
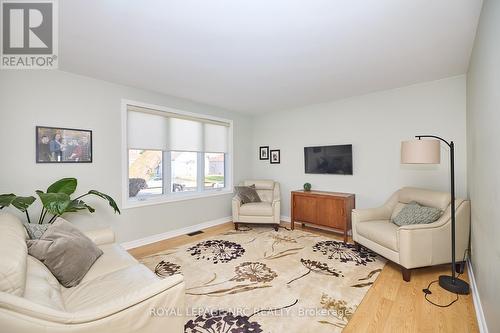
(304, 144), (353, 175)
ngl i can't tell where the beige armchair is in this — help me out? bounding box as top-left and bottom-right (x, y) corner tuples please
(0, 213), (185, 333)
(352, 187), (470, 281)
(232, 180), (281, 230)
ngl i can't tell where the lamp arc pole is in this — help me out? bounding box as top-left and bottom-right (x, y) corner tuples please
(415, 135), (469, 294)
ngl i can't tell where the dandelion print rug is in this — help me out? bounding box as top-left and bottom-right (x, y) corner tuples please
(140, 226), (386, 332)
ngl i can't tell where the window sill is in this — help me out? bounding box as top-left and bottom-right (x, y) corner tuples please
(122, 188), (234, 209)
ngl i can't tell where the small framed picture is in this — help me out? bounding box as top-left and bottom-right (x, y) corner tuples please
(259, 146), (269, 160)
(270, 150), (280, 164)
(36, 126), (93, 163)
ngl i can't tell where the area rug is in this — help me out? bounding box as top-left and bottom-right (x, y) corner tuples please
(140, 226), (386, 332)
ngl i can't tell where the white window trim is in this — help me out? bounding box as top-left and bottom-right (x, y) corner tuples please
(121, 99), (234, 209)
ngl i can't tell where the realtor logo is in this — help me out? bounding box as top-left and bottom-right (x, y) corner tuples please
(1, 0), (58, 69)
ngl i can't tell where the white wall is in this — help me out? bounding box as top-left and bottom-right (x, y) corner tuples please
(251, 76), (467, 216)
(0, 72), (468, 248)
(467, 0), (500, 331)
(0, 70), (253, 243)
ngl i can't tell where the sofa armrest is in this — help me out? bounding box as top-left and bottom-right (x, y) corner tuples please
(398, 220), (447, 231)
(272, 200), (281, 224)
(352, 206), (392, 223)
(0, 274), (184, 325)
(232, 196), (242, 222)
(83, 227), (115, 246)
(81, 274), (184, 320)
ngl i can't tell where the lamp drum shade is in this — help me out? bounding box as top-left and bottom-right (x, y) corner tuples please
(401, 139), (440, 164)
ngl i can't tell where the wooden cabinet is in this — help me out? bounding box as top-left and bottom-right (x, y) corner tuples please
(291, 190), (355, 242)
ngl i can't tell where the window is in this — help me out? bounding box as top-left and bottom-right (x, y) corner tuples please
(128, 149), (163, 198)
(171, 151), (197, 192)
(204, 153), (225, 190)
(123, 101), (232, 207)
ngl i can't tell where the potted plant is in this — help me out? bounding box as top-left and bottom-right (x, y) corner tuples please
(0, 177), (120, 224)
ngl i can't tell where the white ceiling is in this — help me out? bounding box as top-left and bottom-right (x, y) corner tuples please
(60, 0), (482, 114)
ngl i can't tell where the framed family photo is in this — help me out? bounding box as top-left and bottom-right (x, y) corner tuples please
(259, 146), (269, 160)
(270, 149), (280, 164)
(36, 126), (93, 163)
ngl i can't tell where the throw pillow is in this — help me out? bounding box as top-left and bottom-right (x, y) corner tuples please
(27, 218), (103, 287)
(24, 223), (50, 239)
(392, 201), (443, 226)
(234, 184), (261, 204)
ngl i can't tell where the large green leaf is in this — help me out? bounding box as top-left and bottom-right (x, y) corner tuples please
(66, 199), (95, 213)
(0, 194), (36, 212)
(36, 191), (71, 215)
(12, 196), (36, 212)
(0, 194), (16, 209)
(87, 190), (121, 214)
(47, 178), (77, 195)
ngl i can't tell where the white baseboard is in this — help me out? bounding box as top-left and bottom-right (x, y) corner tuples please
(467, 259), (489, 333)
(281, 215), (291, 223)
(121, 216), (232, 250)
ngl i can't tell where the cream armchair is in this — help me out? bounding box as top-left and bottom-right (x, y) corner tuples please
(232, 180), (281, 230)
(0, 213), (185, 333)
(352, 187), (470, 282)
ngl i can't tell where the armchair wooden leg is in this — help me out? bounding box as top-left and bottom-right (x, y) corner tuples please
(274, 225), (279, 231)
(354, 241), (361, 251)
(234, 223), (239, 230)
(402, 267), (411, 282)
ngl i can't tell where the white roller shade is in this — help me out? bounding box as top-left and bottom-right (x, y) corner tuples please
(128, 111), (168, 150)
(204, 123), (228, 153)
(169, 118), (203, 151)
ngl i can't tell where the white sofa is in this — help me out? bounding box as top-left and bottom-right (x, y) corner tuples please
(352, 187), (470, 281)
(0, 213), (185, 333)
(232, 180), (281, 230)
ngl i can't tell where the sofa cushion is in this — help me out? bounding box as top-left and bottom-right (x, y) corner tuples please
(356, 220), (399, 251)
(0, 213), (28, 296)
(27, 219), (103, 288)
(81, 243), (138, 283)
(62, 264), (159, 312)
(239, 202), (273, 216)
(24, 256), (65, 311)
(392, 201), (442, 226)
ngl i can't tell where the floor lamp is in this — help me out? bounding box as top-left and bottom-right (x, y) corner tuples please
(401, 135), (470, 295)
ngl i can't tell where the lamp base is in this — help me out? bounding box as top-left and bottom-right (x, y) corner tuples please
(439, 275), (470, 295)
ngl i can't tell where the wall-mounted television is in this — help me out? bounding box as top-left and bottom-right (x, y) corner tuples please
(304, 144), (353, 175)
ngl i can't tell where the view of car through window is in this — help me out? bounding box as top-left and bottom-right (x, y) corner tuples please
(171, 151), (197, 192)
(128, 149), (163, 198)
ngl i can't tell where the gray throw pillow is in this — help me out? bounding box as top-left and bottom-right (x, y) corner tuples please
(234, 184), (261, 204)
(27, 219), (103, 288)
(392, 201), (443, 226)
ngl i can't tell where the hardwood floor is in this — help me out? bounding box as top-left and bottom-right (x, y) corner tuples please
(129, 222), (479, 333)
